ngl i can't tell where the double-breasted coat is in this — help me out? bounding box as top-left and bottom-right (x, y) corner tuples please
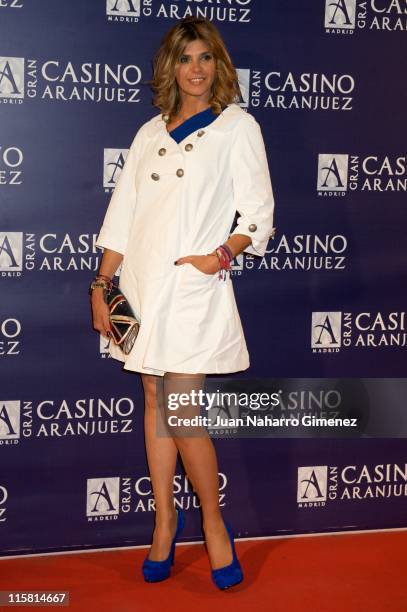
(95, 102), (275, 376)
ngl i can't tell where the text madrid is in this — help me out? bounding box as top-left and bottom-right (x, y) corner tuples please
(167, 415), (358, 428)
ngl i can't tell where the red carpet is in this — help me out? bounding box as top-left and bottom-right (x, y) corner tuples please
(0, 530), (405, 611)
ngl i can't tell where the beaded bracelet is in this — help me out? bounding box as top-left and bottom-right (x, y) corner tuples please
(206, 243), (233, 281)
(220, 243), (233, 262)
(216, 246), (232, 281)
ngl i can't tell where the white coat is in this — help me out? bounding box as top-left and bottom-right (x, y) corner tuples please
(95, 102), (275, 376)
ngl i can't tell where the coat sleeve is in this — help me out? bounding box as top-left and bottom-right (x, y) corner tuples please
(95, 126), (145, 256)
(229, 114), (275, 257)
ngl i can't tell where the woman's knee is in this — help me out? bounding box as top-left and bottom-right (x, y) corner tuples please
(141, 374), (161, 410)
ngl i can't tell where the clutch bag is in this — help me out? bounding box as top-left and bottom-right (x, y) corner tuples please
(106, 284), (140, 355)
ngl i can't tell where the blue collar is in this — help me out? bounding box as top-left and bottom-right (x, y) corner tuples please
(168, 106), (220, 144)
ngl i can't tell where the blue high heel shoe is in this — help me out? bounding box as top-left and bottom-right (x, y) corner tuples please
(142, 507), (185, 583)
(210, 521), (243, 590)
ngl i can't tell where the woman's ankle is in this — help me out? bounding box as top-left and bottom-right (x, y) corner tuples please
(202, 511), (225, 533)
(155, 504), (177, 526)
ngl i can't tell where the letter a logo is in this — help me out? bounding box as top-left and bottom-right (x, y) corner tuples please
(106, 0), (140, 17)
(103, 149), (128, 189)
(311, 312), (342, 348)
(324, 0), (356, 29)
(297, 466), (328, 502)
(317, 154), (349, 192)
(0, 233), (23, 271)
(0, 57), (24, 98)
(86, 477), (120, 516)
(0, 401), (20, 439)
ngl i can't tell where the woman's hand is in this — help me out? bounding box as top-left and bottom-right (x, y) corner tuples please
(91, 288), (113, 338)
(175, 254), (220, 275)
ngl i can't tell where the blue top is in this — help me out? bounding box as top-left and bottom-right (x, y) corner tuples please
(168, 106), (224, 144)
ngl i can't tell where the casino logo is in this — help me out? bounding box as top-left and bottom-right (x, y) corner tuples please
(0, 57), (24, 102)
(0, 232), (25, 276)
(317, 153), (406, 195)
(237, 67), (355, 111)
(324, 0), (407, 34)
(0, 397), (135, 442)
(105, 0), (252, 25)
(311, 312), (342, 351)
(0, 401), (20, 444)
(87, 477), (121, 519)
(297, 466), (328, 505)
(317, 154), (349, 194)
(325, 0), (356, 32)
(311, 311), (407, 352)
(104, 148), (128, 192)
(298, 463), (407, 508)
(106, 0), (140, 21)
(86, 472), (228, 521)
(0, 56), (142, 104)
(133, 472), (228, 512)
(262, 233), (348, 272)
(0, 232), (103, 275)
(226, 234), (349, 276)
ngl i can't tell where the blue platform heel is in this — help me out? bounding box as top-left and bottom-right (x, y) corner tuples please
(210, 521), (244, 590)
(142, 507), (185, 583)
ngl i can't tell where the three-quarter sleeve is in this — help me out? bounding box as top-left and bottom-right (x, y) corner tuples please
(229, 114), (275, 257)
(95, 127), (144, 256)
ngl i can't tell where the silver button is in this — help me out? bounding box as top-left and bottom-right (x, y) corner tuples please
(197, 130), (205, 137)
(248, 223), (257, 232)
(185, 143), (193, 152)
(176, 168), (184, 177)
(158, 148), (166, 156)
(151, 172), (160, 181)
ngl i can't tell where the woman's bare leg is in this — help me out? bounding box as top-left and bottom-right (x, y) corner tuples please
(142, 373), (179, 561)
(162, 372), (234, 570)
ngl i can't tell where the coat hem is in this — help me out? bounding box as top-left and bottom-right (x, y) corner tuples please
(124, 349), (250, 376)
(122, 362), (251, 376)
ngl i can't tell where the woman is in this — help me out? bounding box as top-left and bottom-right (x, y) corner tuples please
(90, 16), (275, 590)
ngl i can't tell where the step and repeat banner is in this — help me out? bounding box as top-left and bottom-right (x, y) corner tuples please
(1, 1), (406, 556)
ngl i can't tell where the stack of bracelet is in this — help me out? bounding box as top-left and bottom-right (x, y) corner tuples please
(89, 274), (114, 296)
(210, 243), (234, 281)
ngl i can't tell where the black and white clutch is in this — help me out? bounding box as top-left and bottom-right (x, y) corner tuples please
(106, 285), (140, 355)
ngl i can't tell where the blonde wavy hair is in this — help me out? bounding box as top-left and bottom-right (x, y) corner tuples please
(148, 17), (242, 122)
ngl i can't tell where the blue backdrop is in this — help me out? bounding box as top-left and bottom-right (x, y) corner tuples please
(1, 0), (406, 556)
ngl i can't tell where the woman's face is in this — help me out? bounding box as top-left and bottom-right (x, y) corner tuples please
(174, 39), (216, 103)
